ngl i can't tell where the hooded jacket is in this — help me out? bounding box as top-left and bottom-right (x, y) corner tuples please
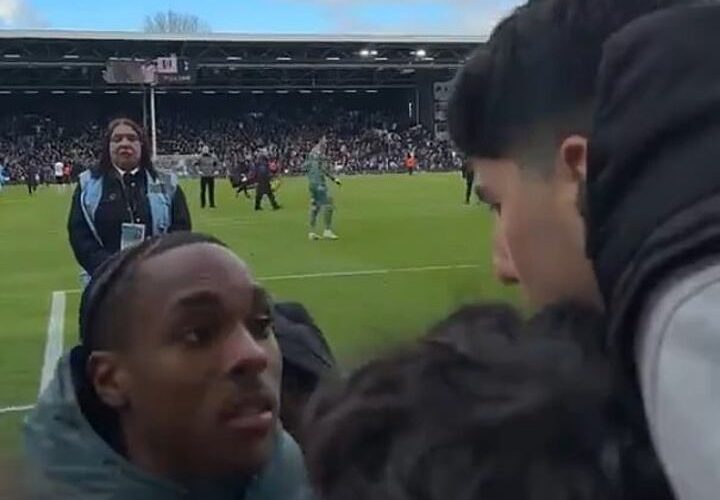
(273, 302), (336, 378)
(23, 349), (315, 500)
(586, 5), (720, 499)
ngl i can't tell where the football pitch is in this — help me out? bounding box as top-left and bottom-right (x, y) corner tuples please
(0, 172), (518, 456)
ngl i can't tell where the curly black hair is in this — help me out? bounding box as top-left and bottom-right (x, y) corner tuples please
(304, 302), (673, 500)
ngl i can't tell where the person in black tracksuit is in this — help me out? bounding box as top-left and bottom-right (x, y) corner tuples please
(254, 159), (280, 211)
(26, 164), (38, 196)
(68, 118), (192, 276)
(230, 164), (252, 199)
(196, 145), (219, 208)
(462, 160), (475, 204)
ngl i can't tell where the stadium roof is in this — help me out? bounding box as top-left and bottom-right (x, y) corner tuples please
(0, 29), (484, 91)
(0, 29), (487, 44)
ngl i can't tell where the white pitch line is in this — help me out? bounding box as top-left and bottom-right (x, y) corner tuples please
(61, 263), (481, 295)
(0, 263), (480, 414)
(259, 264), (481, 282)
(0, 404), (34, 415)
(38, 291), (66, 397)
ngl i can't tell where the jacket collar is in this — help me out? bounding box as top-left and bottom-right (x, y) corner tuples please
(24, 348), (283, 499)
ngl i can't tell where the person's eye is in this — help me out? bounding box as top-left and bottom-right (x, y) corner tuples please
(247, 316), (273, 340)
(180, 325), (218, 347)
(182, 330), (201, 345)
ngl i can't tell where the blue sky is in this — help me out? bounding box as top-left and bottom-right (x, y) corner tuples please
(0, 0), (519, 35)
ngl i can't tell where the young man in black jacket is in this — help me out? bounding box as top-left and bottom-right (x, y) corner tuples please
(449, 1), (714, 498)
(450, 0), (682, 309)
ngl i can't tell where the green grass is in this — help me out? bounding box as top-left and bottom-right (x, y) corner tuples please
(0, 173), (518, 457)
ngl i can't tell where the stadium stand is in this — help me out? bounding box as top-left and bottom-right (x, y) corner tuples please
(0, 31), (480, 181)
(0, 106), (460, 182)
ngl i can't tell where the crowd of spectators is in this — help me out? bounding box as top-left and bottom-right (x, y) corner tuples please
(0, 117), (98, 184)
(0, 108), (459, 183)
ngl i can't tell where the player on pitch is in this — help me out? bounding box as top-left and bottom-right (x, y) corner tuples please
(305, 137), (341, 241)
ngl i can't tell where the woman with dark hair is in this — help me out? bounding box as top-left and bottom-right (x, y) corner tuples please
(67, 118), (191, 278)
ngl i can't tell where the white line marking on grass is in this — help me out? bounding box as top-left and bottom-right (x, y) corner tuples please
(5, 263), (481, 413)
(38, 291), (66, 397)
(259, 264), (481, 282)
(0, 404), (34, 415)
(201, 219), (259, 228)
(61, 264), (481, 295)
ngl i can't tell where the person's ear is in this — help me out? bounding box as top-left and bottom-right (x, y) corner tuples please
(87, 352), (131, 410)
(558, 135), (588, 183)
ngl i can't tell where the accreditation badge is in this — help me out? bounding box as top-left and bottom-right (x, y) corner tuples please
(120, 223), (146, 250)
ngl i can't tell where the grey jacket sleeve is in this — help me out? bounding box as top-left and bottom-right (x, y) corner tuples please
(636, 263), (720, 500)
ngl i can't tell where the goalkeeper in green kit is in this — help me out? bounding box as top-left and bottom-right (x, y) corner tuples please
(306, 137), (341, 240)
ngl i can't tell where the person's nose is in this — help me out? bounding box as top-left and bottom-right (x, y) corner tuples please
(222, 325), (270, 377)
(493, 225), (520, 286)
(494, 252), (520, 285)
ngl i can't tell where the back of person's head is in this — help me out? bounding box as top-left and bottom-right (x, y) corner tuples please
(424, 302), (522, 359)
(304, 302), (673, 500)
(449, 0), (683, 167)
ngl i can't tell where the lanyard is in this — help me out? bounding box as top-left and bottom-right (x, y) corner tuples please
(118, 174), (138, 222)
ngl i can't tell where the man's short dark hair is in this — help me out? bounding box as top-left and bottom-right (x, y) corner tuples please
(449, 0), (683, 167)
(79, 232), (226, 351)
(304, 302), (673, 500)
